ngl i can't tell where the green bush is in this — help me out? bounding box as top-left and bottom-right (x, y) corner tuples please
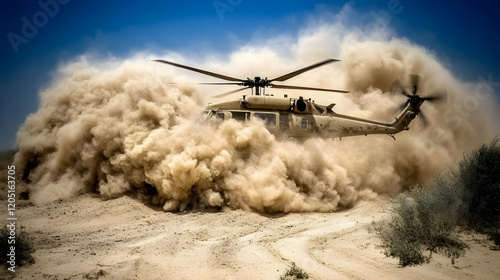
(279, 262), (309, 280)
(376, 138), (500, 266)
(376, 184), (467, 266)
(458, 138), (500, 232)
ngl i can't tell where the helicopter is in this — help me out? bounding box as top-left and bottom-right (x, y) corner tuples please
(153, 59), (444, 140)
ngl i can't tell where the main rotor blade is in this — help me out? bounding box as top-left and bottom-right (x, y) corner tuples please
(212, 87), (249, 98)
(198, 82), (243, 85)
(271, 84), (349, 93)
(271, 59), (339, 82)
(152, 59), (244, 82)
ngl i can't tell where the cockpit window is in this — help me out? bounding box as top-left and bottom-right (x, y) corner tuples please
(198, 110), (214, 122)
(254, 113), (276, 126)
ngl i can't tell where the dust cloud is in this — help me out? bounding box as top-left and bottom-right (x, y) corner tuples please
(14, 18), (499, 213)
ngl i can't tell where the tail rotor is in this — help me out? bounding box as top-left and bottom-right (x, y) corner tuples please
(391, 74), (447, 127)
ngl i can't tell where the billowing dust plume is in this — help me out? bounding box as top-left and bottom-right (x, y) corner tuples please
(15, 22), (499, 213)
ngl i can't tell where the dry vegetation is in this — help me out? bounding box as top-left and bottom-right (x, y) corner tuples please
(375, 138), (500, 266)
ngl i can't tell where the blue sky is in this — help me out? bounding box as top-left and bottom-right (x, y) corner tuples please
(1, 0), (499, 150)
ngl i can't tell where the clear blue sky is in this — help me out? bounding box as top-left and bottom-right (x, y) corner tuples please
(1, 0), (499, 150)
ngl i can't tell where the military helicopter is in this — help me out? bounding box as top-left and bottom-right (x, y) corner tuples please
(153, 59), (444, 140)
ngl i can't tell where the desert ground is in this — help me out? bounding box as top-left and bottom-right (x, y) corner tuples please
(2, 194), (499, 280)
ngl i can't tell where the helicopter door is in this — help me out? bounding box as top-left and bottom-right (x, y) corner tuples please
(279, 113), (289, 132)
(289, 114), (314, 136)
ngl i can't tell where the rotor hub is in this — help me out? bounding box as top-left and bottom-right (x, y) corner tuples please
(409, 94), (421, 106)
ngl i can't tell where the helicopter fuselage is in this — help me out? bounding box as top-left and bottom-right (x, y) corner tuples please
(203, 94), (422, 139)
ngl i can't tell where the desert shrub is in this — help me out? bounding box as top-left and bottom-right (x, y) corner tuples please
(377, 138), (500, 266)
(376, 182), (468, 266)
(0, 149), (17, 190)
(375, 194), (428, 266)
(457, 138), (500, 233)
(279, 262), (309, 280)
(0, 228), (35, 267)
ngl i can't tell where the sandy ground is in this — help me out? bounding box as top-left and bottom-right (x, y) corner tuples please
(2, 194), (499, 280)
